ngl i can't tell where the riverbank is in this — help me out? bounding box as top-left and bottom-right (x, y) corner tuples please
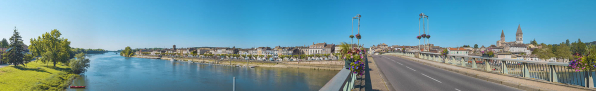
(133, 55), (345, 70)
(0, 61), (78, 90)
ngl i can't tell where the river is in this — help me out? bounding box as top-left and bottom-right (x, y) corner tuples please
(67, 52), (338, 91)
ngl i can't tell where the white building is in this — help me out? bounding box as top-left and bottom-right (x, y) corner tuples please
(448, 47), (469, 56)
(509, 44), (531, 55)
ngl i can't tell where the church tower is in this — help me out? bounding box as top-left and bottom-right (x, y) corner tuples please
(501, 30), (505, 42)
(516, 24), (523, 44)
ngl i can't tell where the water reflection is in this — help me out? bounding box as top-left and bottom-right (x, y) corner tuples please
(68, 53), (338, 91)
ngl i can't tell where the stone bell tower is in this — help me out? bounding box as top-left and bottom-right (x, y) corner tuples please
(516, 24), (523, 44)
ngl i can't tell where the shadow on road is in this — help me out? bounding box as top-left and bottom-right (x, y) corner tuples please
(353, 55), (381, 91)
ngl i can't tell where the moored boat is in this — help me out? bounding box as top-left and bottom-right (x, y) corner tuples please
(70, 86), (86, 88)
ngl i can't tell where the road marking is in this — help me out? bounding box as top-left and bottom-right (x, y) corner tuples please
(455, 88), (461, 91)
(421, 73), (442, 83)
(385, 57), (403, 65)
(405, 66), (416, 71)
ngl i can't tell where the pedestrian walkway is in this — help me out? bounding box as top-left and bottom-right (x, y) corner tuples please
(352, 55), (391, 91)
(0, 64), (8, 68)
(388, 54), (593, 91)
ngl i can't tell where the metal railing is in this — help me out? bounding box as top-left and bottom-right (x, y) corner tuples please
(320, 69), (356, 91)
(387, 52), (595, 88)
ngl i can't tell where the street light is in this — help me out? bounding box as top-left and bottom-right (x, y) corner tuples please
(352, 14), (361, 48)
(351, 16), (357, 48)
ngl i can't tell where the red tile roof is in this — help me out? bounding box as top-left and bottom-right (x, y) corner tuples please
(449, 48), (467, 51)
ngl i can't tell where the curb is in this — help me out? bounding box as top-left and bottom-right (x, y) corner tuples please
(388, 54), (594, 91)
(368, 56), (395, 91)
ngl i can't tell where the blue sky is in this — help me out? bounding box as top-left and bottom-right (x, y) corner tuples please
(0, 0), (594, 50)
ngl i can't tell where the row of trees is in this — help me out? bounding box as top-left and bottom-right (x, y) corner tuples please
(532, 39), (588, 61)
(2, 28), (90, 74)
(71, 48), (106, 54)
(147, 51), (335, 60)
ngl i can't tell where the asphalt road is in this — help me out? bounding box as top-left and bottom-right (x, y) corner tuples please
(372, 55), (520, 91)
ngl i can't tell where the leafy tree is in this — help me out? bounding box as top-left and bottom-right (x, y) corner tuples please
(120, 46), (134, 57)
(2, 27), (26, 66)
(531, 39), (538, 46)
(487, 51), (494, 57)
(535, 44), (555, 60)
(24, 54), (34, 63)
(30, 29), (72, 67)
(566, 39), (570, 46)
(279, 55), (285, 61)
(571, 39), (587, 55)
(474, 44), (478, 48)
(191, 50), (198, 57)
(554, 43), (572, 60)
(0, 38), (8, 48)
(69, 53), (90, 74)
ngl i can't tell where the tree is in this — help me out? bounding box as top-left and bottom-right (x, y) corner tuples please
(191, 50), (198, 57)
(2, 27), (26, 66)
(534, 44), (555, 60)
(30, 29), (72, 67)
(0, 38), (8, 48)
(566, 39), (570, 46)
(69, 53), (90, 74)
(120, 46), (134, 57)
(531, 39), (538, 46)
(571, 39), (587, 56)
(259, 55), (265, 60)
(24, 54), (34, 64)
(279, 55), (285, 61)
(555, 43), (572, 60)
(474, 44), (478, 48)
(4, 27), (27, 66)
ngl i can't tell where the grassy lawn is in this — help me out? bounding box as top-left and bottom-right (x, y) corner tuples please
(0, 61), (77, 90)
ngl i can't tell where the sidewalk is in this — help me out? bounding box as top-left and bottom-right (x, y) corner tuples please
(352, 55), (391, 91)
(0, 64), (8, 68)
(388, 54), (593, 91)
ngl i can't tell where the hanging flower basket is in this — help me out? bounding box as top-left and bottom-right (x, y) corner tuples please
(426, 35), (431, 38)
(421, 34), (427, 37)
(355, 34), (361, 39)
(339, 43), (365, 76)
(349, 35), (354, 38)
(417, 36), (422, 39)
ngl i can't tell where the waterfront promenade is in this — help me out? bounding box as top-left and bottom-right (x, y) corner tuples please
(133, 55), (345, 70)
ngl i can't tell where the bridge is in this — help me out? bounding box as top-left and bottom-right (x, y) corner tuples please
(321, 52), (595, 91)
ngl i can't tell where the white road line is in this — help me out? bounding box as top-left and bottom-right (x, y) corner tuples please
(385, 58), (403, 65)
(421, 73), (442, 83)
(455, 88), (461, 91)
(405, 66), (416, 71)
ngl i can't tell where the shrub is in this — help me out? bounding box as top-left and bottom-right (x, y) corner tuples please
(69, 53), (90, 74)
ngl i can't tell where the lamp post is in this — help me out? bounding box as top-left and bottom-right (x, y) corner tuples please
(418, 13), (428, 52)
(356, 14), (361, 48)
(351, 16), (357, 48)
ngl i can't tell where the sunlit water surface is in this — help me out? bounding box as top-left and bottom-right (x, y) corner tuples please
(67, 52), (338, 91)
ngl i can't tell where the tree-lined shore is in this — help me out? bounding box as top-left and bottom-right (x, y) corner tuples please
(0, 28), (91, 90)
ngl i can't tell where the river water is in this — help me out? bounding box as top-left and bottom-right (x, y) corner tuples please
(67, 52), (338, 91)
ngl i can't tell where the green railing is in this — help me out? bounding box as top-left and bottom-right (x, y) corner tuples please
(320, 59), (357, 91)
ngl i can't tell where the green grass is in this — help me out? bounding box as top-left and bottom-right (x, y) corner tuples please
(0, 61), (78, 90)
